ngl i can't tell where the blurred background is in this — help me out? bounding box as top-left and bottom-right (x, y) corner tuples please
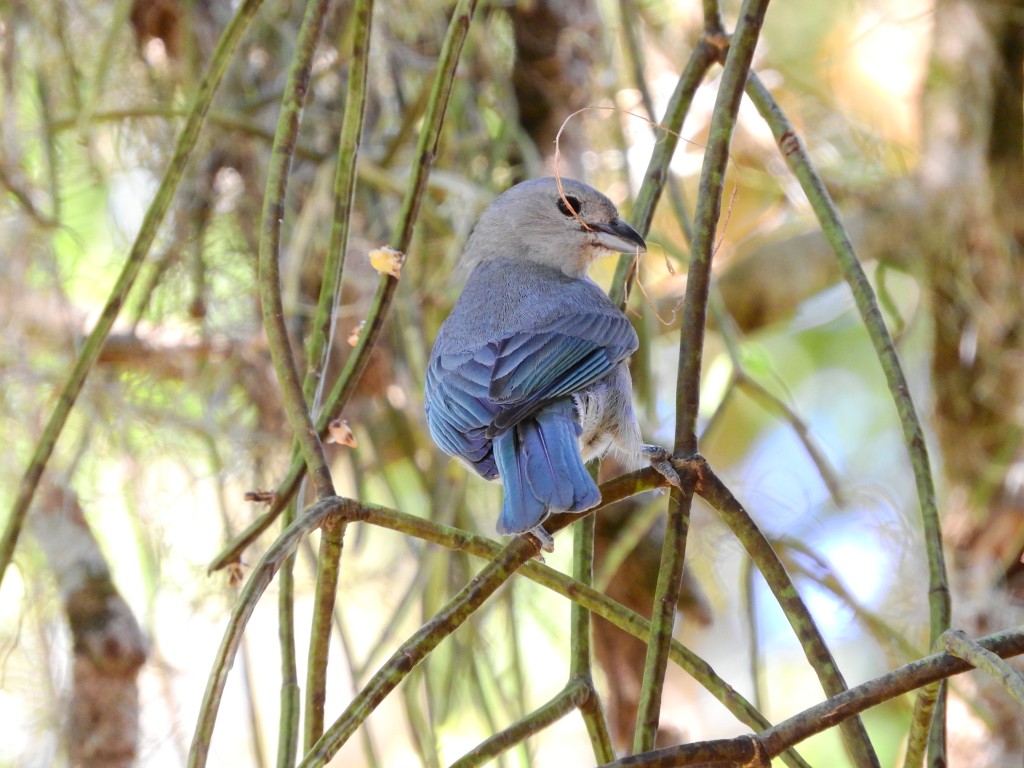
(1, 0), (1022, 765)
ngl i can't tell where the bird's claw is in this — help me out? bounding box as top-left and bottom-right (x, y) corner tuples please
(643, 444), (682, 489)
(527, 525), (555, 554)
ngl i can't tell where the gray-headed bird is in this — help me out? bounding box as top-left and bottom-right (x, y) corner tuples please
(425, 177), (674, 547)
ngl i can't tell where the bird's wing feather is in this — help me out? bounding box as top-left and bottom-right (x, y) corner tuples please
(486, 307), (636, 435)
(425, 355), (499, 479)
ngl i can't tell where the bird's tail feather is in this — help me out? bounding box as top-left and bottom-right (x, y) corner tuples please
(494, 402), (600, 535)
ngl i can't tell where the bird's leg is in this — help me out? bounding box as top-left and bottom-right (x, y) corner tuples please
(527, 525), (555, 554)
(642, 444), (682, 489)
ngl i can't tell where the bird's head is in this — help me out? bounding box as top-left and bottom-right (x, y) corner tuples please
(463, 177), (647, 278)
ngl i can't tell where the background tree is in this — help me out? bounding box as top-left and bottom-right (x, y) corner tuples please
(1, 0), (1022, 766)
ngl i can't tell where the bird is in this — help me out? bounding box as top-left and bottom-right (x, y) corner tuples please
(424, 176), (676, 548)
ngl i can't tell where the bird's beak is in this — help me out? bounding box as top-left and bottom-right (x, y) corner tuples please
(591, 218), (647, 254)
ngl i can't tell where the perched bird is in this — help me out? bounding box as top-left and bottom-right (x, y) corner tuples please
(425, 177), (673, 546)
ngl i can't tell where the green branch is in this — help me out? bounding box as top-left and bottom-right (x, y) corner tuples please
(633, 0), (769, 753)
(610, 33), (722, 305)
(600, 627), (1024, 767)
(190, 468), (814, 768)
(572, 513), (616, 762)
(257, 0), (335, 501)
(302, 0), (375, 749)
(298, 536), (540, 766)
(697, 458), (878, 766)
(207, 0), (481, 576)
(745, 70), (951, 761)
(944, 629), (1024, 706)
(448, 679), (591, 768)
(188, 496), (347, 768)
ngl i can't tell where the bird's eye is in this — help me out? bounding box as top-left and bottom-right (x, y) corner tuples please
(557, 195), (582, 218)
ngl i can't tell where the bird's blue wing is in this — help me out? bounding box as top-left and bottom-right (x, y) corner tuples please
(486, 308), (637, 435)
(425, 347), (501, 480)
(425, 267), (639, 481)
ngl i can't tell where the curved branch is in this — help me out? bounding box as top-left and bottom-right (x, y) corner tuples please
(299, 536), (540, 766)
(601, 627), (1024, 767)
(188, 496), (346, 768)
(302, 0), (375, 748)
(208, 0), (482, 576)
(634, 0), (771, 754)
(746, 71), (950, 759)
(257, 0), (334, 499)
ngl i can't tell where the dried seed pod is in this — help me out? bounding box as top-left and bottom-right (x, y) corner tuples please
(326, 418), (357, 447)
(368, 246), (405, 278)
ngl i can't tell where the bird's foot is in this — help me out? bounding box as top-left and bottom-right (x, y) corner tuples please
(643, 444), (682, 489)
(527, 525), (555, 554)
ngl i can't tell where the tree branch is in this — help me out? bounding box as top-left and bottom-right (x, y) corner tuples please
(601, 627), (1024, 767)
(746, 70), (950, 761)
(634, 0), (770, 753)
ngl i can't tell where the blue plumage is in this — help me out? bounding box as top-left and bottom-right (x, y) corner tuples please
(425, 177), (649, 540)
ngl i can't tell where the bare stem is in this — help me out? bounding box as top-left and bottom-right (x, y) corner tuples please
(696, 458), (878, 766)
(257, 0), (335, 500)
(448, 679), (590, 768)
(208, 0), (482, 575)
(745, 69), (951, 758)
(600, 628), (1024, 767)
(633, 0), (769, 752)
(572, 513), (616, 762)
(298, 537), (541, 766)
(610, 32), (722, 305)
(302, 0), (375, 749)
(188, 497), (347, 768)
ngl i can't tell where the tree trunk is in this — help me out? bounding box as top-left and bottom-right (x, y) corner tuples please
(30, 482), (149, 768)
(918, 0), (1024, 760)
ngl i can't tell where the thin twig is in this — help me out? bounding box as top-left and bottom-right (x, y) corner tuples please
(254, 4), (338, 759)
(592, 501), (662, 592)
(743, 555), (765, 713)
(944, 629), (1024, 706)
(188, 496), (347, 768)
(448, 679), (591, 768)
(334, 612), (383, 768)
(208, 441), (271, 768)
(200, 471), (812, 768)
(304, 0), (375, 420)
(617, 0), (696, 242)
(276, 504), (301, 768)
(633, 0), (769, 753)
(302, 0), (375, 749)
(745, 69), (951, 757)
(610, 32), (723, 306)
(208, 0), (482, 575)
(298, 536), (541, 766)
(572, 513), (616, 762)
(599, 627), (1024, 767)
(257, 0), (334, 500)
(709, 289), (845, 505)
(696, 457), (879, 766)
(780, 539), (923, 662)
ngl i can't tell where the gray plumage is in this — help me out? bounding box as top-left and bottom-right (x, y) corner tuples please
(425, 177), (650, 540)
